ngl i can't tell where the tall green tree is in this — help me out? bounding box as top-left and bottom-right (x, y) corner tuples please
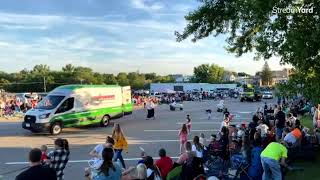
(117, 72), (129, 86)
(193, 64), (224, 83)
(261, 61), (273, 86)
(176, 0), (320, 103)
(127, 72), (145, 90)
(62, 64), (75, 73)
(103, 74), (117, 85)
(32, 64), (50, 75)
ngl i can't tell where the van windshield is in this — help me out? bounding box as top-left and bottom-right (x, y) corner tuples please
(35, 95), (65, 110)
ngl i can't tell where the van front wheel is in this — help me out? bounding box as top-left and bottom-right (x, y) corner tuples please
(100, 115), (110, 127)
(50, 123), (62, 135)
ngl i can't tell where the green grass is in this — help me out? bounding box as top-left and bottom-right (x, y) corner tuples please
(285, 115), (320, 180)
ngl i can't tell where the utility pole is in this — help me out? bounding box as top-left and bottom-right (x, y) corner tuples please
(43, 76), (46, 92)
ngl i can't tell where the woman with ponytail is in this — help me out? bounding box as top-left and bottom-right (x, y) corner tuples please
(86, 147), (122, 180)
(47, 138), (70, 180)
(112, 123), (128, 169)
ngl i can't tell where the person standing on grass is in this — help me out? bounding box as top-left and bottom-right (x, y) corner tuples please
(260, 142), (289, 180)
(16, 148), (57, 180)
(146, 99), (155, 120)
(179, 123), (189, 154)
(112, 123), (128, 169)
(275, 106), (286, 141)
(313, 104), (320, 128)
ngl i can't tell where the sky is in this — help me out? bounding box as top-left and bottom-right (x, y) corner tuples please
(0, 0), (289, 75)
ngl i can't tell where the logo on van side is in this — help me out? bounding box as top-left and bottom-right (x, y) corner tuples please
(92, 95), (115, 100)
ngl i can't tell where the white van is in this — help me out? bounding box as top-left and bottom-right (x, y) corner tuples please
(22, 85), (133, 135)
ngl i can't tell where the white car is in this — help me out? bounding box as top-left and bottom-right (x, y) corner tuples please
(262, 92), (273, 99)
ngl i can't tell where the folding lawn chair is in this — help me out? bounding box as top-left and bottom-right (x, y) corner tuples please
(205, 153), (226, 178)
(228, 153), (251, 180)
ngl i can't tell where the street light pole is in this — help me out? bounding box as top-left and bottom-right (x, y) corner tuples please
(43, 76), (46, 92)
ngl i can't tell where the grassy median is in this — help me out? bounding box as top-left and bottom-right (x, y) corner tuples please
(286, 115), (319, 180)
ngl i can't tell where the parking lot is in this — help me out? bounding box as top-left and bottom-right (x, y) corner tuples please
(0, 98), (275, 179)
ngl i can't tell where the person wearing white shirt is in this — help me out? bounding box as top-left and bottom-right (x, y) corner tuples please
(146, 100), (155, 120)
(313, 104), (320, 128)
(256, 121), (269, 138)
(192, 136), (206, 158)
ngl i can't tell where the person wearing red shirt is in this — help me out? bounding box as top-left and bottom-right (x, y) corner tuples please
(155, 148), (173, 179)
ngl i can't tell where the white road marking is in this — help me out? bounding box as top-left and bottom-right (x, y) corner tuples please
(96, 140), (180, 144)
(5, 157), (180, 165)
(144, 129), (218, 132)
(236, 111), (253, 114)
(177, 121), (247, 125)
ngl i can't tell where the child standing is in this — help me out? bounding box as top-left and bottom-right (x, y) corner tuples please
(40, 145), (48, 163)
(186, 115), (192, 133)
(178, 124), (188, 154)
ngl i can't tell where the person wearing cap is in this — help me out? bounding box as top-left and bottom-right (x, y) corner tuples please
(260, 142), (289, 180)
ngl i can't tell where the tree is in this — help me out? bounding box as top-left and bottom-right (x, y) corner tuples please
(32, 64), (50, 75)
(145, 73), (157, 81)
(176, 0), (320, 103)
(193, 64), (224, 83)
(117, 73), (129, 86)
(103, 74), (117, 85)
(73, 66), (95, 84)
(127, 72), (145, 89)
(193, 64), (210, 83)
(62, 64), (75, 73)
(261, 61), (273, 86)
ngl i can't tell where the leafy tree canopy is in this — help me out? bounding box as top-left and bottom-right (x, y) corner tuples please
(176, 0), (320, 103)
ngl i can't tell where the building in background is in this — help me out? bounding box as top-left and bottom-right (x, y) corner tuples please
(254, 68), (293, 86)
(235, 72), (254, 85)
(150, 83), (238, 93)
(223, 73), (236, 82)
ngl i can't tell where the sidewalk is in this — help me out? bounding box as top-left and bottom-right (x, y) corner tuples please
(0, 116), (23, 123)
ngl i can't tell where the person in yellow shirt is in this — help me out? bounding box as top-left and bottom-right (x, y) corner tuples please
(112, 123), (128, 169)
(260, 142), (289, 180)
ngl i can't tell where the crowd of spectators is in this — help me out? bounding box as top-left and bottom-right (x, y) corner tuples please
(0, 92), (43, 118)
(15, 97), (320, 180)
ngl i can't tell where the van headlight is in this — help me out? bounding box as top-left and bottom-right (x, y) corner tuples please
(39, 113), (50, 119)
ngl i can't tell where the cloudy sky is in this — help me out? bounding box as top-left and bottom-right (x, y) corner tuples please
(0, 0), (288, 75)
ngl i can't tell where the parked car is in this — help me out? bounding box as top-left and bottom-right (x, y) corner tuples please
(262, 91), (274, 99)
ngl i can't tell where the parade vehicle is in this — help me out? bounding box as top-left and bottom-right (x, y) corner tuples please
(217, 100), (225, 112)
(240, 84), (262, 102)
(169, 101), (183, 111)
(22, 85), (133, 135)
